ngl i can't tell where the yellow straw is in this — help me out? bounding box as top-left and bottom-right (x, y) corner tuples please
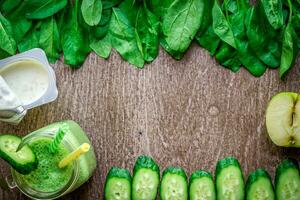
(59, 143), (90, 168)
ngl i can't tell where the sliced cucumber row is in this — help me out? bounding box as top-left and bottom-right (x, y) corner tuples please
(104, 156), (300, 200)
(0, 134), (37, 174)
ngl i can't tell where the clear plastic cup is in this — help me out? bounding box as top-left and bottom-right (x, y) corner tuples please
(0, 48), (58, 124)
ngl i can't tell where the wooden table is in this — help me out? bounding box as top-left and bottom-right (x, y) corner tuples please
(1, 44), (300, 199)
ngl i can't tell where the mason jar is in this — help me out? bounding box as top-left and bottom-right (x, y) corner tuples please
(6, 120), (97, 199)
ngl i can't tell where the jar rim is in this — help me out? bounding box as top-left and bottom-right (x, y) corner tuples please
(11, 129), (80, 200)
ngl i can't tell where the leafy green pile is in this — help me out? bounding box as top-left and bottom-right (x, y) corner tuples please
(0, 0), (299, 78)
(196, 0), (300, 78)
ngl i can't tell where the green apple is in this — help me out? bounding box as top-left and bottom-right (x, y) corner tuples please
(266, 92), (300, 147)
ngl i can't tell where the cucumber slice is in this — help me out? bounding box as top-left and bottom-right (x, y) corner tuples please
(104, 167), (132, 200)
(189, 170), (216, 200)
(160, 167), (188, 200)
(216, 157), (245, 200)
(0, 134), (37, 175)
(246, 168), (275, 200)
(132, 155), (160, 200)
(275, 159), (300, 200)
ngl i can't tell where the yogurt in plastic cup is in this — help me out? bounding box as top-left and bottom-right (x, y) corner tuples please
(0, 48), (58, 124)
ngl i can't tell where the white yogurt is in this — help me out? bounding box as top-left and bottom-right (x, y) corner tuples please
(0, 76), (21, 110)
(0, 60), (49, 105)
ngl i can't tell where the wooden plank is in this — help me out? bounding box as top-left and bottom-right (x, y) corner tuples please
(0, 44), (300, 199)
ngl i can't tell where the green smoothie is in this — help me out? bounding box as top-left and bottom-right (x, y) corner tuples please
(21, 138), (73, 193)
(11, 120), (97, 199)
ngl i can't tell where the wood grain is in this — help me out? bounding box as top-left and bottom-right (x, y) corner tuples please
(0, 43), (300, 199)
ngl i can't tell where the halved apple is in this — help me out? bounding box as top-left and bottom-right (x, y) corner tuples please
(266, 92), (300, 147)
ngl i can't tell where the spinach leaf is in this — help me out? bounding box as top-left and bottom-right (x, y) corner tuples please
(195, 0), (220, 56)
(61, 0), (90, 68)
(135, 1), (159, 62)
(81, 0), (102, 26)
(246, 3), (281, 68)
(6, 2), (32, 43)
(215, 42), (241, 72)
(0, 49), (10, 59)
(261, 0), (283, 29)
(230, 0), (267, 77)
(119, 0), (139, 24)
(102, 0), (123, 9)
(162, 0), (204, 54)
(0, 0), (21, 14)
(91, 7), (112, 39)
(18, 23), (41, 53)
(160, 37), (183, 60)
(90, 34), (112, 58)
(25, 0), (67, 19)
(213, 0), (267, 77)
(196, 26), (220, 56)
(39, 16), (61, 63)
(279, 0), (299, 78)
(150, 0), (173, 19)
(109, 8), (144, 67)
(196, 0), (213, 37)
(212, 0), (236, 49)
(0, 13), (16, 55)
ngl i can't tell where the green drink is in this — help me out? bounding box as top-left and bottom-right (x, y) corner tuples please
(21, 138), (73, 192)
(9, 120), (97, 199)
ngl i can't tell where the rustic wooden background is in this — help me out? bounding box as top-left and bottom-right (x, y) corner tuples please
(0, 44), (300, 199)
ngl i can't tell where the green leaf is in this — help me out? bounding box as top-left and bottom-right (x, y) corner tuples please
(162, 0), (204, 53)
(0, 13), (17, 55)
(246, 4), (281, 68)
(0, 49), (10, 59)
(18, 23), (41, 53)
(160, 38), (184, 60)
(102, 0), (123, 9)
(195, 0), (220, 55)
(39, 17), (61, 63)
(109, 8), (144, 68)
(279, 0), (298, 79)
(119, 0), (139, 25)
(91, 9), (112, 39)
(26, 0), (67, 19)
(0, 0), (22, 14)
(215, 42), (241, 72)
(81, 0), (103, 26)
(135, 1), (159, 62)
(228, 3), (267, 77)
(90, 34), (112, 58)
(61, 0), (90, 68)
(261, 0), (283, 29)
(212, 0), (236, 49)
(150, 0), (173, 19)
(6, 2), (32, 43)
(196, 26), (220, 56)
